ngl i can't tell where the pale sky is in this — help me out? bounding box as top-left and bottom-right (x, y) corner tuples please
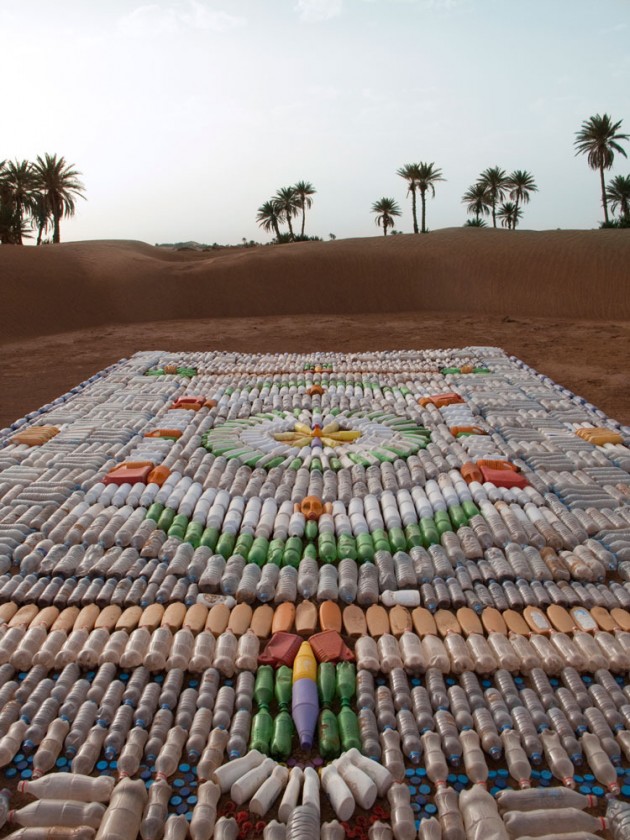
(1, 0), (629, 244)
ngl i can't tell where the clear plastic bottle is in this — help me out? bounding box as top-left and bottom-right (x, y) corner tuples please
(540, 729), (575, 787)
(189, 631), (216, 673)
(581, 731), (620, 794)
(434, 785), (465, 840)
(71, 725), (107, 775)
(159, 669), (184, 712)
(460, 729), (488, 786)
(502, 807), (606, 837)
(104, 704), (134, 760)
(144, 626), (172, 672)
(417, 816), (442, 840)
(421, 730), (449, 785)
(235, 630), (259, 672)
(213, 630), (238, 678)
(449, 685), (473, 732)
(118, 727), (149, 777)
(412, 686), (435, 734)
(18, 774), (114, 802)
(387, 783), (415, 840)
(379, 728), (405, 782)
(496, 786), (597, 812)
(212, 685), (235, 730)
(94, 777), (148, 840)
(227, 709), (251, 759)
(358, 708), (381, 760)
(357, 670), (375, 711)
(155, 725), (187, 780)
(397, 709), (422, 764)
(166, 628), (194, 670)
(140, 779), (171, 840)
(355, 636), (380, 673)
(134, 683), (161, 729)
(398, 631), (426, 673)
(32, 718), (69, 777)
(198, 727), (229, 781)
(435, 710), (463, 766)
(501, 728), (531, 789)
(9, 801), (106, 830)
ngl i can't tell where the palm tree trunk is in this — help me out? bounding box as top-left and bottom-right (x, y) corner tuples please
(411, 188), (418, 234)
(286, 214), (294, 239)
(492, 198), (497, 228)
(301, 204), (306, 237)
(53, 212), (60, 244)
(37, 223), (44, 246)
(513, 197), (519, 230)
(272, 220), (281, 241)
(421, 189), (427, 234)
(383, 220), (388, 236)
(600, 165), (609, 223)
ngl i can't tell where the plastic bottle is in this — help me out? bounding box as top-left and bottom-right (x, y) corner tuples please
(334, 755), (377, 810)
(118, 727), (149, 778)
(500, 728), (531, 789)
(9, 802), (106, 830)
(265, 820), (288, 840)
(286, 804), (320, 840)
(346, 747), (393, 797)
(231, 756), (276, 805)
(213, 749), (265, 793)
(94, 778), (147, 840)
(380, 728), (405, 782)
(540, 729), (575, 787)
(155, 725), (187, 780)
(32, 718), (69, 778)
(250, 764), (290, 816)
(214, 816), (239, 840)
(198, 727), (229, 782)
(321, 821), (345, 840)
(581, 731), (620, 794)
(0, 720), (28, 767)
(496, 787), (597, 812)
(104, 704), (134, 760)
(387, 783), (415, 840)
(460, 729), (488, 786)
(140, 780), (171, 840)
(189, 781), (220, 840)
(278, 766), (303, 823)
(421, 730), (449, 786)
(435, 710), (463, 766)
(320, 764), (354, 821)
(502, 808), (606, 837)
(434, 785), (465, 840)
(417, 817), (442, 840)
(70, 725), (107, 776)
(163, 814), (189, 840)
(213, 629), (238, 677)
(459, 785), (508, 840)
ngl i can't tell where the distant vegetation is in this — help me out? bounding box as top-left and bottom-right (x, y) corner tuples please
(257, 182), (317, 242)
(0, 154), (85, 244)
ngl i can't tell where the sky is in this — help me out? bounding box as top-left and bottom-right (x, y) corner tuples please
(1, 0), (629, 244)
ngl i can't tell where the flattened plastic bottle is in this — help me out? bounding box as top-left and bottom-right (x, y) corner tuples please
(17, 774), (114, 802)
(71, 725), (107, 775)
(189, 781), (221, 840)
(197, 727), (229, 782)
(460, 729), (488, 786)
(379, 728), (405, 782)
(459, 785), (508, 840)
(10, 801), (106, 830)
(496, 786), (597, 812)
(140, 779), (171, 840)
(540, 729), (575, 787)
(387, 783), (415, 840)
(32, 718), (69, 777)
(581, 731), (620, 794)
(421, 730), (449, 786)
(501, 728), (531, 789)
(155, 725), (187, 780)
(502, 807), (606, 838)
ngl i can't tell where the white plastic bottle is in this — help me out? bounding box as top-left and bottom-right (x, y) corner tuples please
(278, 766), (303, 824)
(319, 764), (354, 821)
(231, 757), (275, 806)
(333, 756), (377, 810)
(213, 749), (264, 793)
(249, 765), (289, 816)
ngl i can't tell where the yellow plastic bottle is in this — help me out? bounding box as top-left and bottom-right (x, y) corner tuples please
(292, 641), (317, 683)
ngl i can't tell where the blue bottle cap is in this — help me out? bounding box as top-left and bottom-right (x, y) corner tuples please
(541, 770), (552, 781)
(425, 803), (437, 815)
(490, 786), (501, 796)
(176, 803), (188, 815)
(411, 802), (421, 813)
(188, 680), (198, 689)
(497, 769), (509, 778)
(55, 757), (68, 768)
(592, 786), (604, 797)
(540, 778), (550, 787)
(187, 795), (197, 806)
(514, 676), (524, 685)
(4, 768), (17, 779)
(408, 786), (417, 796)
(109, 761), (118, 770)
(497, 778), (507, 789)
(170, 796), (183, 806)
(140, 769), (152, 781)
(405, 769), (415, 778)
(96, 760), (108, 771)
(584, 773), (595, 782)
(447, 773), (457, 784)
(16, 761), (27, 771)
(621, 784), (630, 797)
(184, 772), (196, 784)
(417, 768), (427, 778)
(20, 769), (32, 780)
(531, 770), (541, 779)
(457, 774), (468, 785)
(15, 754), (24, 763)
(574, 775), (584, 784)
(481, 679), (491, 688)
(454, 781), (463, 792)
(488, 770), (497, 779)
(419, 784), (431, 796)
(579, 784), (592, 794)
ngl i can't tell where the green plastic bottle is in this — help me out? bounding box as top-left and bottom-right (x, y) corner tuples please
(271, 709), (293, 761)
(216, 532), (236, 559)
(305, 520), (318, 542)
(420, 517), (439, 547)
(274, 666), (293, 707)
(250, 705), (273, 754)
(317, 533), (337, 564)
(268, 539), (285, 566)
(146, 502), (164, 523)
(388, 527), (407, 553)
(337, 534), (357, 561)
(248, 536), (269, 567)
(157, 507), (176, 532)
(356, 533), (375, 563)
(199, 526), (219, 550)
(318, 708), (341, 760)
(283, 536), (302, 568)
(234, 532), (253, 560)
(184, 521), (203, 548)
(335, 662), (356, 703)
(254, 665), (274, 707)
(317, 663), (336, 707)
(434, 510), (453, 536)
(337, 703), (361, 752)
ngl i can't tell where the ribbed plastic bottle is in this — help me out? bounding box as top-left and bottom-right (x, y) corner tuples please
(286, 804), (320, 840)
(434, 785), (465, 840)
(459, 785), (508, 840)
(496, 787), (597, 813)
(502, 808), (606, 837)
(18, 774), (114, 802)
(387, 783), (415, 840)
(9, 801), (106, 830)
(540, 729), (575, 787)
(501, 728), (531, 789)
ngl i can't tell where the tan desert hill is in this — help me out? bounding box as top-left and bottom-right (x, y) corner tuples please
(1, 228), (630, 342)
(0, 228), (629, 428)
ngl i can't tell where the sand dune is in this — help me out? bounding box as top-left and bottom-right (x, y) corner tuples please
(1, 229), (630, 342)
(0, 229), (629, 429)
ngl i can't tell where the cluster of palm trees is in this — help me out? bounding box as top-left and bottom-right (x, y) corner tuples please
(462, 168), (538, 229)
(574, 113), (629, 226)
(256, 182), (316, 241)
(0, 154), (85, 245)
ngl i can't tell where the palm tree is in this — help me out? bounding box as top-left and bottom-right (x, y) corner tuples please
(574, 114), (628, 223)
(478, 167), (510, 228)
(462, 182), (492, 224)
(371, 197), (401, 236)
(32, 153), (86, 244)
(465, 218), (487, 227)
(293, 181), (316, 237)
(397, 163), (422, 233)
(497, 201), (522, 230)
(32, 192), (52, 246)
(256, 200), (284, 241)
(273, 186), (300, 239)
(507, 170), (538, 227)
(1, 160), (38, 244)
(605, 174), (630, 222)
(416, 162), (445, 233)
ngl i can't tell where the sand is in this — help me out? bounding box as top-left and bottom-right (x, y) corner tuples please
(0, 229), (629, 428)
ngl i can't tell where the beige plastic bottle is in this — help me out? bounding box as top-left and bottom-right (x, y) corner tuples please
(459, 730), (488, 786)
(189, 781), (221, 840)
(197, 728), (229, 782)
(434, 786), (465, 840)
(95, 778), (148, 840)
(501, 729), (531, 789)
(421, 635), (450, 673)
(0, 720), (28, 768)
(163, 815), (189, 840)
(421, 731), (449, 786)
(502, 808), (606, 837)
(443, 634), (473, 674)
(540, 729), (575, 787)
(459, 785), (508, 840)
(487, 633), (520, 673)
(528, 634), (563, 674)
(18, 774), (114, 802)
(580, 732), (620, 794)
(496, 787), (597, 813)
(9, 801), (105, 829)
(417, 816), (442, 840)
(466, 634), (497, 674)
(2, 828), (96, 839)
(32, 719), (69, 778)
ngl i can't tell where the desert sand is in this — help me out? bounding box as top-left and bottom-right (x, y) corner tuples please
(1, 228), (629, 428)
